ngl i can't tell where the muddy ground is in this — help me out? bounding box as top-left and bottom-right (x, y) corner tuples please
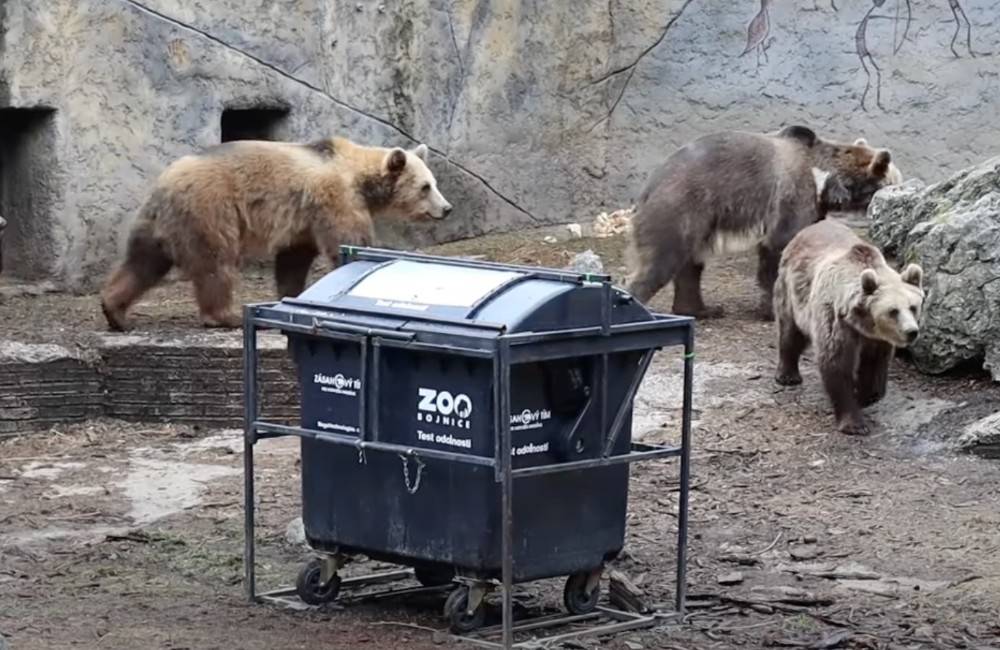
(2, 223), (1000, 650)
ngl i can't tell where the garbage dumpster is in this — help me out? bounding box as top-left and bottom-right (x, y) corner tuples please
(242, 246), (695, 645)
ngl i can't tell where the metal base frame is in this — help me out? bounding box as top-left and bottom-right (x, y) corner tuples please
(241, 277), (695, 650)
(251, 565), (671, 649)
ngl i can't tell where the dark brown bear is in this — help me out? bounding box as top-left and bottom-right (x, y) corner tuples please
(624, 126), (897, 320)
(100, 137), (452, 331)
(772, 219), (924, 435)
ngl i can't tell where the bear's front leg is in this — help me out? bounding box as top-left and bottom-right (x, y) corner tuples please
(818, 335), (868, 435)
(191, 263), (242, 329)
(775, 315), (808, 386)
(856, 340), (894, 407)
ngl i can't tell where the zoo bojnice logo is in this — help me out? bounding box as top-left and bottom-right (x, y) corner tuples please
(417, 387), (473, 429)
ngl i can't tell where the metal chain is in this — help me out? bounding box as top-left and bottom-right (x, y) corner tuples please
(399, 452), (425, 495)
(356, 440), (367, 465)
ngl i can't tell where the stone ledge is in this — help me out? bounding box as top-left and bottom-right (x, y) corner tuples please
(0, 330), (300, 435)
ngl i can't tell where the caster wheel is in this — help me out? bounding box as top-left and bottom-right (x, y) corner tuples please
(295, 558), (342, 605)
(563, 572), (601, 615)
(444, 586), (486, 634)
(415, 566), (455, 588)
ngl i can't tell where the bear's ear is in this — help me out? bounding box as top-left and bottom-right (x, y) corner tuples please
(854, 137), (868, 146)
(860, 268), (879, 295)
(778, 125), (817, 147)
(411, 143), (429, 162)
(900, 263), (923, 288)
(384, 148), (407, 175)
(869, 150), (892, 178)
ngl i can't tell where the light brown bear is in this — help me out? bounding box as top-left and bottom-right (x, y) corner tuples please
(772, 219), (924, 435)
(624, 125), (898, 320)
(100, 137), (452, 331)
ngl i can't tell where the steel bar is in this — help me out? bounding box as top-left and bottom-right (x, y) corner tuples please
(242, 307), (259, 603)
(511, 446), (682, 479)
(498, 341), (515, 650)
(253, 422), (497, 468)
(602, 350), (655, 457)
(675, 330), (695, 614)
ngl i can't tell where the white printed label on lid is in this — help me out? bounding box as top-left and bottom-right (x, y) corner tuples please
(347, 260), (522, 308)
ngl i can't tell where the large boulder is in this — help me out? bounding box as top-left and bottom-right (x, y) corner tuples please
(869, 157), (1000, 379)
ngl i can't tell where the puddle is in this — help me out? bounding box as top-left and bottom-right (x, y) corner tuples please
(173, 429), (244, 456)
(44, 485), (106, 498)
(19, 461), (86, 479)
(116, 455), (238, 526)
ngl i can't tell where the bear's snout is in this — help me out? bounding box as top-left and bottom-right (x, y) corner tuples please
(432, 201), (453, 220)
(905, 328), (919, 344)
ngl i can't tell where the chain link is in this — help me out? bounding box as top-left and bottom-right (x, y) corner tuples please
(399, 452), (425, 495)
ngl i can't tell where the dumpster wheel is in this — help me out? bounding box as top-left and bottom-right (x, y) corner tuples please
(443, 585), (486, 634)
(563, 571), (602, 615)
(295, 558), (342, 606)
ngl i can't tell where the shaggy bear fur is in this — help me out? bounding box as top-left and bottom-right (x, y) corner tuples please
(100, 137), (452, 331)
(772, 219), (924, 435)
(624, 126), (898, 320)
(0, 213), (6, 274)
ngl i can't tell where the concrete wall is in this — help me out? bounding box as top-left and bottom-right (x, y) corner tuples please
(1, 0), (997, 290)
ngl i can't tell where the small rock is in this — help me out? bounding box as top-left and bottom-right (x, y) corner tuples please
(432, 630), (449, 645)
(789, 546), (822, 561)
(285, 517), (306, 546)
(543, 235), (558, 244)
(717, 571), (744, 585)
(958, 411), (1000, 458)
(566, 223), (583, 238)
(624, 642), (644, 650)
(566, 249), (604, 274)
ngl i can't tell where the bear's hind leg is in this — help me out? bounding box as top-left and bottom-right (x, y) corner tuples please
(672, 260), (725, 319)
(100, 223), (174, 332)
(190, 262), (241, 328)
(856, 340), (894, 407)
(274, 242), (319, 298)
(755, 243), (783, 322)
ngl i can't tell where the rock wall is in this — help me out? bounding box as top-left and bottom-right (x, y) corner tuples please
(869, 157), (1000, 380)
(1, 0), (998, 290)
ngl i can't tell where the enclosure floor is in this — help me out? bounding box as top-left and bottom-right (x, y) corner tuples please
(1, 225), (999, 649)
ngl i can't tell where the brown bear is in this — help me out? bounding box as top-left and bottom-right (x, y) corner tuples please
(772, 218), (924, 435)
(100, 137), (452, 331)
(623, 125), (898, 320)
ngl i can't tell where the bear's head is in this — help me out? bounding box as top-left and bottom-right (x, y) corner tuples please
(816, 137), (901, 215)
(848, 258), (925, 348)
(371, 143), (453, 221)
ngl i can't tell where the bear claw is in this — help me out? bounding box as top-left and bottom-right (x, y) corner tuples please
(837, 417), (870, 436)
(775, 372), (802, 386)
(101, 301), (130, 332)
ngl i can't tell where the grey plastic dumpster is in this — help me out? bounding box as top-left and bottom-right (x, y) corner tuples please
(242, 246), (695, 645)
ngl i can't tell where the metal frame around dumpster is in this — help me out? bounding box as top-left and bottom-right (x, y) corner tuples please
(240, 265), (696, 650)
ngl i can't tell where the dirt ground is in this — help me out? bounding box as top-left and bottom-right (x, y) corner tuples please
(2, 223), (1000, 650)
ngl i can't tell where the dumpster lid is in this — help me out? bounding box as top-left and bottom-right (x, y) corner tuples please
(344, 259), (524, 309)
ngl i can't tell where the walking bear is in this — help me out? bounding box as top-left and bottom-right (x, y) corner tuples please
(100, 137), (452, 331)
(772, 219), (924, 435)
(624, 126), (899, 320)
